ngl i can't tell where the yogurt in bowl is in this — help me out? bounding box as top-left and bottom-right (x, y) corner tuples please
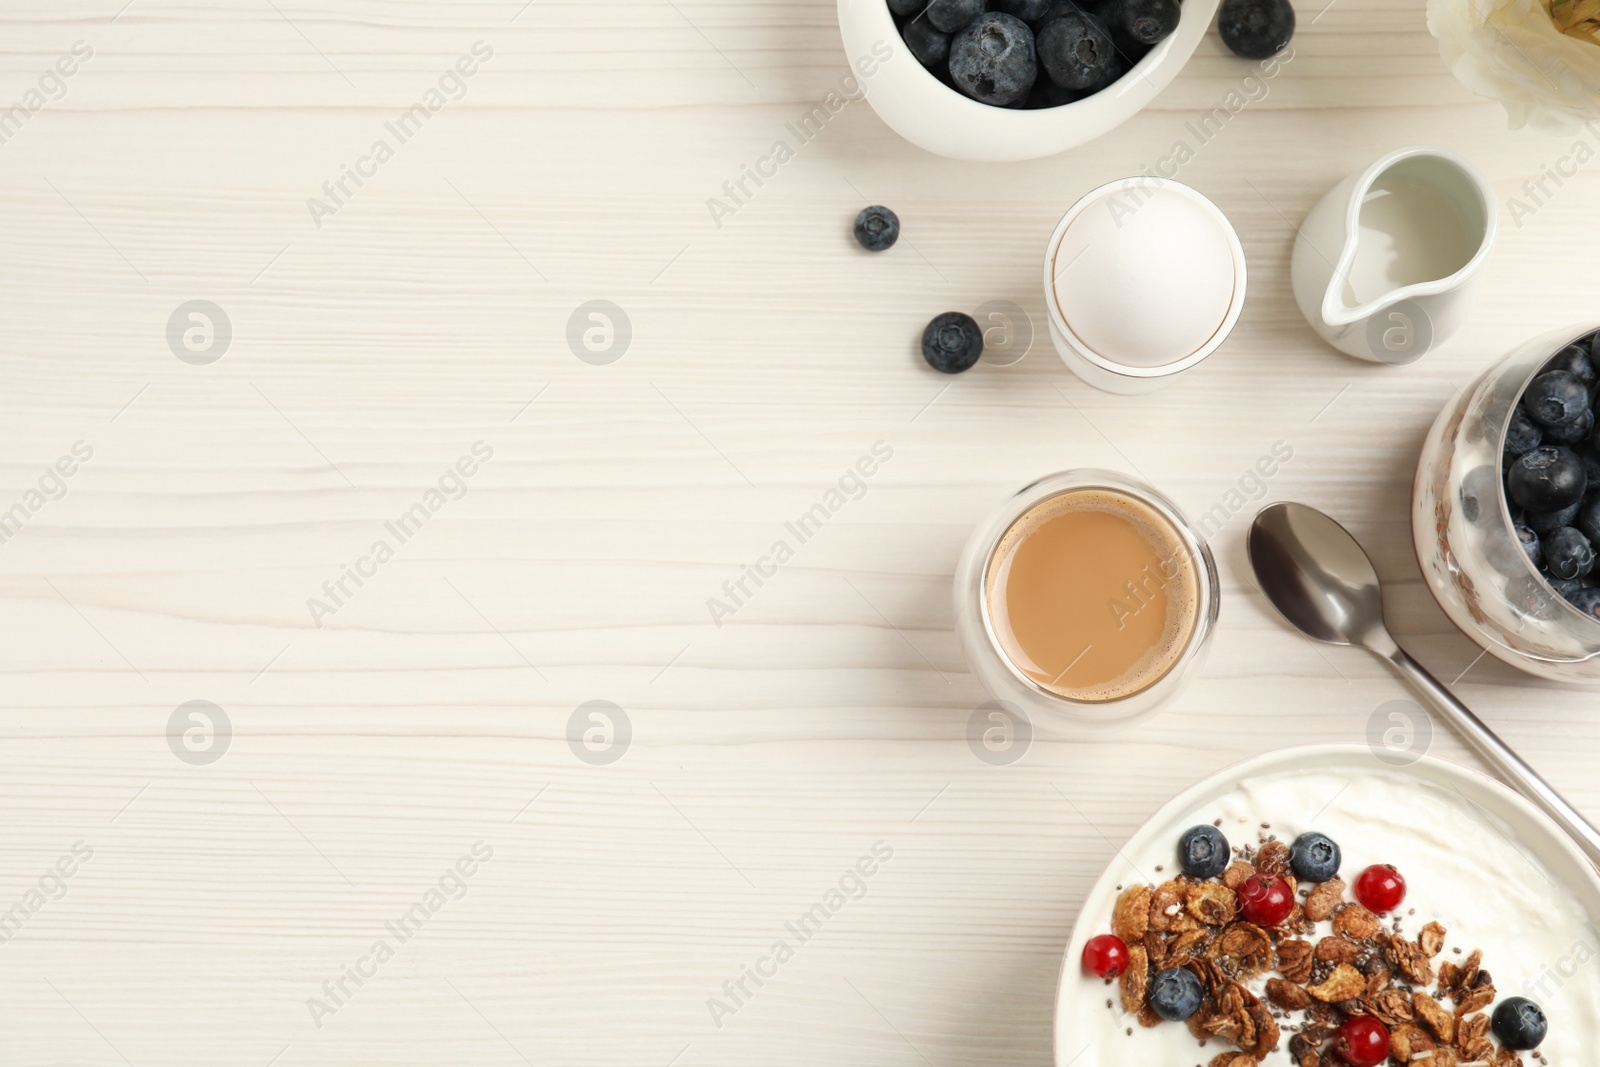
(1055, 747), (1600, 1067)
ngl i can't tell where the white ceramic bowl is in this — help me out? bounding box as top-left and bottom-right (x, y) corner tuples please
(837, 0), (1223, 161)
(1052, 744), (1600, 1065)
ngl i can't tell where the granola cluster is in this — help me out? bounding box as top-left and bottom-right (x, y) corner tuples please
(1106, 836), (1532, 1067)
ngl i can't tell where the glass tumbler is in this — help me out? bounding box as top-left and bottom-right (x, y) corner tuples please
(952, 469), (1220, 731)
(1414, 320), (1600, 683)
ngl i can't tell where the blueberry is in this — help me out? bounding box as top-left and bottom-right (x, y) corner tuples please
(1566, 586), (1600, 619)
(1177, 824), (1230, 878)
(1027, 76), (1082, 107)
(1288, 832), (1340, 882)
(1083, 53), (1125, 91)
(1103, 0), (1180, 48)
(1578, 498), (1600, 546)
(1037, 9), (1116, 89)
(1460, 464), (1500, 525)
(1546, 342), (1598, 386)
(888, 0), (926, 13)
(1543, 526), (1596, 580)
(1504, 408), (1543, 456)
(1545, 407), (1595, 445)
(1034, 0), (1086, 22)
(921, 312), (984, 373)
(1525, 371), (1590, 428)
(1491, 997), (1548, 1051)
(1525, 500), (1580, 535)
(1516, 523), (1543, 568)
(1218, 0), (1296, 59)
(948, 12), (1038, 106)
(927, 0), (989, 32)
(998, 0), (1054, 19)
(1037, 0), (1113, 22)
(1487, 519), (1535, 577)
(1117, 41), (1154, 69)
(1508, 446), (1587, 513)
(854, 206), (900, 252)
(1549, 574), (1587, 603)
(1148, 967), (1204, 1022)
(902, 14), (952, 69)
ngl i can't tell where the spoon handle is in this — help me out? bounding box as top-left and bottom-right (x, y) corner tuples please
(1388, 646), (1600, 871)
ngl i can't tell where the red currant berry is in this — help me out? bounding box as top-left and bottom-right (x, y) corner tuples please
(1238, 873), (1294, 926)
(1354, 864), (1407, 913)
(1337, 1016), (1391, 1066)
(1082, 934), (1130, 979)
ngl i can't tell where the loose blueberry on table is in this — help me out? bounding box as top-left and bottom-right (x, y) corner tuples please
(853, 205), (900, 251)
(1501, 329), (1600, 613)
(1218, 0), (1296, 60)
(920, 311), (984, 373)
(887, 0), (1244, 110)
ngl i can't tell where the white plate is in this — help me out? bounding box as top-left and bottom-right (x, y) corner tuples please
(1052, 743), (1600, 1066)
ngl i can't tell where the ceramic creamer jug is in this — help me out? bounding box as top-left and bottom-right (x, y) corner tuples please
(1291, 146), (1497, 365)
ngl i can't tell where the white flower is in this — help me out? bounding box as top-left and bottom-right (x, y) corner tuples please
(1428, 0), (1600, 131)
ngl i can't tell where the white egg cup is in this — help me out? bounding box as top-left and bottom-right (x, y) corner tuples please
(836, 0), (1223, 162)
(1043, 177), (1248, 394)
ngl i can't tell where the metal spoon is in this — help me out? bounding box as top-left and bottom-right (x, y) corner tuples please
(1248, 501), (1600, 870)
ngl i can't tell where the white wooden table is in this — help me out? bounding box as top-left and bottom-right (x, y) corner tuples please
(2, 2), (1597, 1064)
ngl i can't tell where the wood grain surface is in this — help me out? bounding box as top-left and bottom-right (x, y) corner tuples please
(1, 2), (1598, 1065)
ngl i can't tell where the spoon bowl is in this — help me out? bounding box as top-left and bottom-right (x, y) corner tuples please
(1247, 502), (1391, 651)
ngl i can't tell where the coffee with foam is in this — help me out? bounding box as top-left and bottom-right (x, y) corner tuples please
(984, 488), (1200, 702)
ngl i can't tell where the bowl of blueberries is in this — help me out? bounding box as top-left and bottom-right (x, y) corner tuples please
(838, 0), (1296, 161)
(1414, 323), (1600, 683)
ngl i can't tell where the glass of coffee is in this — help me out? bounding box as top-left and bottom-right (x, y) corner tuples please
(953, 470), (1219, 729)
